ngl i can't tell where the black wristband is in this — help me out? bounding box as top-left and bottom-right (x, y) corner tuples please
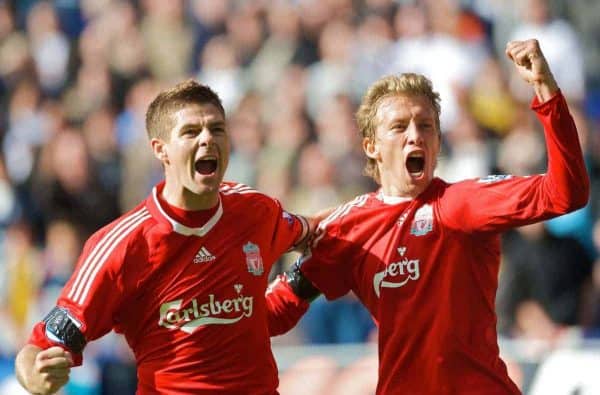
(285, 258), (321, 302)
(43, 307), (87, 354)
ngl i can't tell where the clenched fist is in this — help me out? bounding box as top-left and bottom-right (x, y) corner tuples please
(22, 346), (73, 395)
(505, 39), (559, 102)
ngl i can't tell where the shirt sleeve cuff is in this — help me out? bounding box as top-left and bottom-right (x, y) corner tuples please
(531, 89), (563, 110)
(28, 322), (84, 366)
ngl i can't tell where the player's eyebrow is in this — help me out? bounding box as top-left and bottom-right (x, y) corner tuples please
(208, 120), (226, 128)
(180, 120), (226, 130)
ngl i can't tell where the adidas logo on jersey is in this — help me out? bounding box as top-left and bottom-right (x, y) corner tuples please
(194, 247), (216, 263)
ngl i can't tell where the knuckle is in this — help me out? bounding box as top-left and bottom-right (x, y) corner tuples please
(43, 381), (54, 392)
(35, 356), (45, 367)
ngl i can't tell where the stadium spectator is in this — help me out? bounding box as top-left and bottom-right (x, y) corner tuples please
(139, 0), (193, 81)
(384, 1), (486, 131)
(25, 2), (70, 96)
(494, 109), (594, 343)
(581, 219), (600, 336)
(436, 110), (491, 182)
(31, 126), (120, 239)
(497, 222), (593, 340)
(14, 80), (317, 394)
(196, 34), (246, 114)
(282, 39), (589, 394)
(249, 2), (317, 95)
(224, 93), (264, 187)
(305, 19), (355, 121)
(116, 78), (163, 212)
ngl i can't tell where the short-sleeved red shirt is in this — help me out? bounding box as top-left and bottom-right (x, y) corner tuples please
(29, 182), (305, 394)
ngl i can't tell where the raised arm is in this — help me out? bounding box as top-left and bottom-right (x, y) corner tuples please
(439, 39), (589, 233)
(505, 39), (589, 211)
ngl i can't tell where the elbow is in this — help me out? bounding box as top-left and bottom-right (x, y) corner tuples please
(569, 195), (588, 212)
(572, 187), (590, 211)
(572, 173), (591, 210)
(558, 180), (590, 213)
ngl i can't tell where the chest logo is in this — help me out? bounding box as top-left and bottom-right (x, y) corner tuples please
(373, 246), (420, 297)
(194, 246), (216, 263)
(243, 242), (264, 276)
(158, 285), (253, 333)
(410, 204), (433, 236)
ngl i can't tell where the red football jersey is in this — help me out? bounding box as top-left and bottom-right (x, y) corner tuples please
(300, 92), (589, 394)
(29, 181), (306, 394)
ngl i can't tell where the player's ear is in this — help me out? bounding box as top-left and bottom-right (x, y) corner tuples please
(151, 138), (169, 164)
(363, 136), (380, 160)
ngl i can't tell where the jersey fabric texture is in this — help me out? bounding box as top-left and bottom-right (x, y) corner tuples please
(300, 92), (589, 395)
(29, 181), (305, 395)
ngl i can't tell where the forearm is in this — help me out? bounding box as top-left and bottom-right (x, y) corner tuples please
(266, 260), (322, 336)
(532, 72), (559, 103)
(266, 276), (310, 336)
(15, 344), (42, 394)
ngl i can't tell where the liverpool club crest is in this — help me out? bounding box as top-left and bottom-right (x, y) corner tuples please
(243, 242), (264, 276)
(410, 204), (434, 236)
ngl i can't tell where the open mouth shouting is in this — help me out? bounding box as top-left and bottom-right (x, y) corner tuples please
(195, 156), (218, 176)
(406, 151), (425, 178)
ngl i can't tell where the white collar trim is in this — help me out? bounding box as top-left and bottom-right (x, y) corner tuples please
(152, 187), (223, 237)
(378, 191), (413, 205)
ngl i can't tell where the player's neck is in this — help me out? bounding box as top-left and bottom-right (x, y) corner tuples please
(162, 181), (219, 211)
(380, 181), (424, 199)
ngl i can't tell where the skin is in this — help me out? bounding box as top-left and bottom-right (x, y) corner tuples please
(363, 94), (440, 198)
(151, 102), (230, 211)
(505, 39), (558, 102)
(15, 345), (72, 395)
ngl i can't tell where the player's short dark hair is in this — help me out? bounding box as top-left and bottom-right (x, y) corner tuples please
(356, 73), (441, 184)
(145, 79), (225, 141)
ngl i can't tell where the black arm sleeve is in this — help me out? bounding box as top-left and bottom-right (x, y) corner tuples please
(43, 307), (87, 354)
(284, 258), (322, 302)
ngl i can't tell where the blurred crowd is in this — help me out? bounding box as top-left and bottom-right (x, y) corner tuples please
(0, 0), (599, 393)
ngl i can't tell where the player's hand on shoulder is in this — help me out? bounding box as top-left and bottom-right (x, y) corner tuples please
(305, 206), (335, 247)
(29, 346), (73, 394)
(313, 206), (336, 224)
